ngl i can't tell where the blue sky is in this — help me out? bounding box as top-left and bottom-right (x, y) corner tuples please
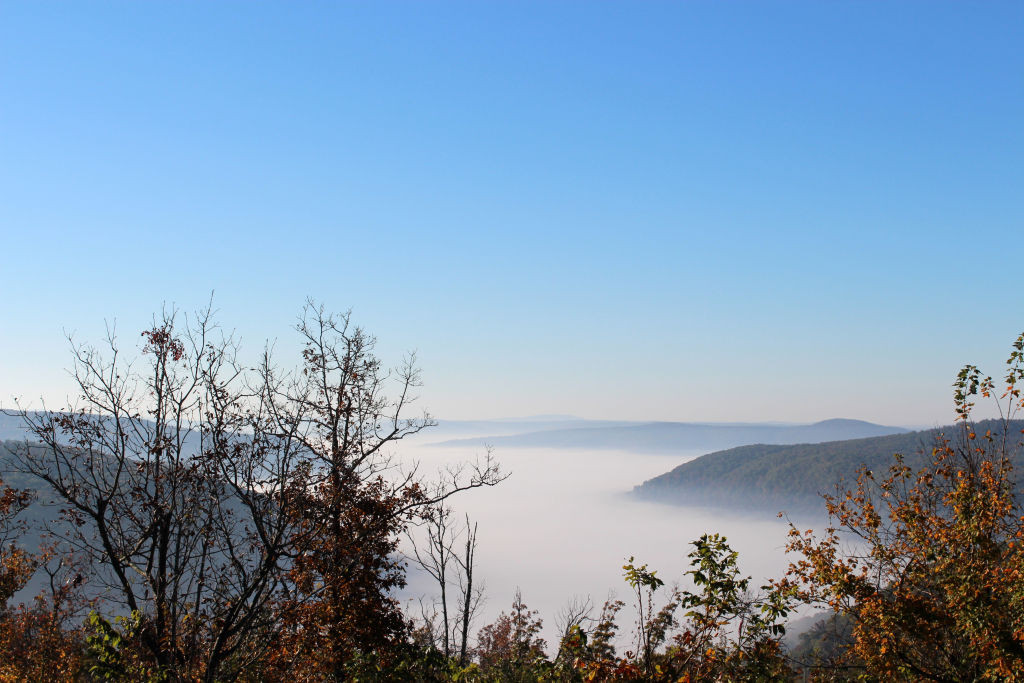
(1, 1), (1022, 425)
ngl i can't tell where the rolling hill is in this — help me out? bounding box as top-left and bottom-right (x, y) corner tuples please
(634, 419), (1024, 514)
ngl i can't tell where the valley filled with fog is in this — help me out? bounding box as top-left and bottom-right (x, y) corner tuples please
(397, 424), (817, 649)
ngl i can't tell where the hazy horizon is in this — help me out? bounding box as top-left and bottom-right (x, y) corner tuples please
(395, 433), (809, 652)
(2, 2), (1023, 428)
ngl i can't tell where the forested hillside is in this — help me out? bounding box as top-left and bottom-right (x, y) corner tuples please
(634, 420), (1024, 513)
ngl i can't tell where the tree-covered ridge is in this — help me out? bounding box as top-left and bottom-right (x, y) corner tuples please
(634, 420), (1024, 512)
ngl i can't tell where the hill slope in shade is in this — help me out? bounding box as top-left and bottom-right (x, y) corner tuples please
(634, 419), (1024, 513)
(432, 418), (908, 454)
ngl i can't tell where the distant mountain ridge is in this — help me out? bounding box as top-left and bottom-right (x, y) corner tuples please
(432, 418), (908, 454)
(634, 419), (1024, 513)
(429, 417), (639, 439)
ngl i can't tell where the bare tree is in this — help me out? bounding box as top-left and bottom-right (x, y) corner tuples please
(454, 514), (483, 666)
(223, 301), (505, 678)
(409, 500), (489, 665)
(555, 595), (594, 644)
(8, 301), (505, 680)
(9, 304), (294, 680)
(409, 504), (459, 658)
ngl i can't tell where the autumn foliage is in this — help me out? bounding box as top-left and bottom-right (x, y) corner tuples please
(784, 333), (1024, 680)
(0, 480), (84, 682)
(3, 303), (501, 681)
(4, 310), (1024, 681)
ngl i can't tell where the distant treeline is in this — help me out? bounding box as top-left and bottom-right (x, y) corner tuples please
(634, 419), (1024, 514)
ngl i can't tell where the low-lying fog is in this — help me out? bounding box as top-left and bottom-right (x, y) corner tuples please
(397, 430), (812, 650)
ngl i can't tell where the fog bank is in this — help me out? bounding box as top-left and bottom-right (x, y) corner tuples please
(398, 434), (809, 650)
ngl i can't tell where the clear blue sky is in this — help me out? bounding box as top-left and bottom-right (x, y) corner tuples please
(1, 2), (1022, 426)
